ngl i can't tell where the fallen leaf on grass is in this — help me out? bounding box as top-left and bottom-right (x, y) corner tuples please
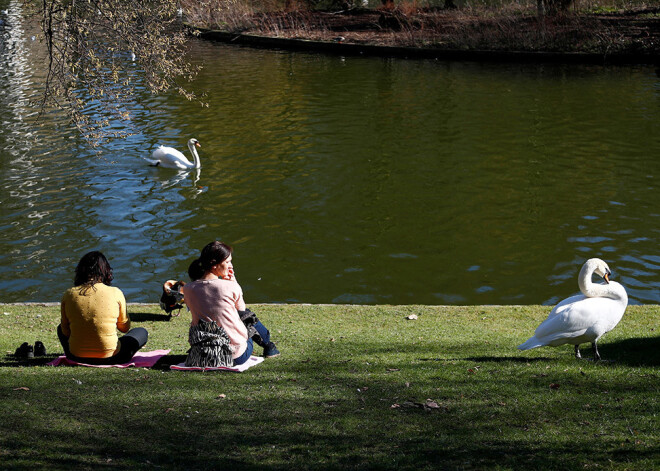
(164, 408), (175, 413)
(549, 383), (560, 390)
(406, 314), (418, 320)
(397, 399), (446, 412)
(467, 365), (481, 374)
(424, 399), (441, 409)
(13, 387), (30, 391)
(216, 394), (227, 399)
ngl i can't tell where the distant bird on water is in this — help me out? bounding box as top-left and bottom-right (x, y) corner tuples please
(518, 258), (628, 361)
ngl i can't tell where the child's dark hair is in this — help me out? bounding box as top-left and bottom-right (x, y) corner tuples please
(188, 242), (232, 281)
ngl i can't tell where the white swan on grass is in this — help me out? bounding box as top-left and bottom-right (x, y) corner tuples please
(146, 138), (201, 170)
(518, 258), (628, 361)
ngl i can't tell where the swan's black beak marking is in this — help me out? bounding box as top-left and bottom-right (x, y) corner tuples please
(604, 271), (611, 284)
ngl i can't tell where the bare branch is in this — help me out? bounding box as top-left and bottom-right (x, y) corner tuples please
(31, 0), (200, 145)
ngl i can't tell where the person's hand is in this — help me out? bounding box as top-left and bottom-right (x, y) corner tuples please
(222, 268), (236, 281)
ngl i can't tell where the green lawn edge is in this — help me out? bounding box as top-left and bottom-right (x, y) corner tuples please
(1, 303), (658, 470)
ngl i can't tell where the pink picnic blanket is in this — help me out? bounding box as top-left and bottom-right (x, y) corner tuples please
(46, 349), (171, 368)
(170, 355), (264, 372)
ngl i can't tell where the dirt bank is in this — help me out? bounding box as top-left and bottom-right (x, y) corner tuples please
(191, 6), (660, 63)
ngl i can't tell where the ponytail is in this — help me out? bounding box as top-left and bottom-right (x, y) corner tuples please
(188, 258), (205, 281)
(188, 241), (233, 281)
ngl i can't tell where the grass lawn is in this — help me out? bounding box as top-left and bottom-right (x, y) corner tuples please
(1, 303), (658, 470)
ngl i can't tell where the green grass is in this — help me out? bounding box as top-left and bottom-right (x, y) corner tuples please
(1, 303), (658, 470)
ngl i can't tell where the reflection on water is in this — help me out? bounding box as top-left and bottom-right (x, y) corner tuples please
(1, 9), (659, 304)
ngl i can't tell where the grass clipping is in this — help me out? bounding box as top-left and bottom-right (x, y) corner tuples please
(1, 303), (658, 469)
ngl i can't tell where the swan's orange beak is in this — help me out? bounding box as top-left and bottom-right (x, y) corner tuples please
(603, 272), (610, 284)
(195, 142), (201, 148)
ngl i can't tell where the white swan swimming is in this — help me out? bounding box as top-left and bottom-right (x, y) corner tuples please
(518, 258), (628, 361)
(146, 138), (201, 170)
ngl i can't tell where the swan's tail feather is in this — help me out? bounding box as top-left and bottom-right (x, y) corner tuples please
(517, 337), (544, 350)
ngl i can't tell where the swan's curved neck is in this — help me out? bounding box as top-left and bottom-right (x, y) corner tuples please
(188, 142), (201, 169)
(578, 262), (614, 299)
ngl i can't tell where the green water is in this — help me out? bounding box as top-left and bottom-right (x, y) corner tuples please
(1, 6), (659, 304)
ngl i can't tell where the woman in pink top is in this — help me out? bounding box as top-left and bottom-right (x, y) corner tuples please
(183, 241), (280, 365)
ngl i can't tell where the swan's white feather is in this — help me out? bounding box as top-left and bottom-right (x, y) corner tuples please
(518, 259), (627, 355)
(150, 146), (192, 169)
(147, 138), (201, 170)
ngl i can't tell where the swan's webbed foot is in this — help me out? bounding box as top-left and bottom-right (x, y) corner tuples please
(574, 345), (582, 359)
(592, 342), (601, 362)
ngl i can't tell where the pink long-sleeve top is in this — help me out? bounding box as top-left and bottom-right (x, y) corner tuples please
(182, 278), (248, 359)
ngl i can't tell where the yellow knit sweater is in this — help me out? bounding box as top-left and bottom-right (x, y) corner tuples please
(60, 283), (130, 358)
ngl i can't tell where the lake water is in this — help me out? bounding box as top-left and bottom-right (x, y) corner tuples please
(1, 4), (659, 305)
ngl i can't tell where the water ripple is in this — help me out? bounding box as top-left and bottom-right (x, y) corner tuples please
(1, 36), (660, 304)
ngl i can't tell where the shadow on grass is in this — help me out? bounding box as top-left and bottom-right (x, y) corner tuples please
(417, 354), (554, 363)
(605, 336), (660, 366)
(2, 334), (658, 469)
(153, 354), (188, 369)
(461, 356), (554, 363)
(458, 336), (660, 366)
(0, 353), (189, 369)
(3, 380), (657, 470)
(0, 354), (59, 367)
(128, 312), (175, 322)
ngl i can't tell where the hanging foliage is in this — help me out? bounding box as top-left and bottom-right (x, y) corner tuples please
(33, 0), (200, 143)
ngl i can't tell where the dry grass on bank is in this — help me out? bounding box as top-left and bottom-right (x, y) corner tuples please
(180, 0), (660, 55)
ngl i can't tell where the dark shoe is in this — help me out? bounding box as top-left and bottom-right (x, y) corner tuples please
(14, 342), (34, 359)
(34, 341), (46, 356)
(264, 342), (280, 358)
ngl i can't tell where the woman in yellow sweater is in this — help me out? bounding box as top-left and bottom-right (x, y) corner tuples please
(58, 251), (148, 364)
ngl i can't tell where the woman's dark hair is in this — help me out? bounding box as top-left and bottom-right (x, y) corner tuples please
(188, 241), (232, 281)
(74, 251), (114, 287)
(187, 259), (205, 282)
